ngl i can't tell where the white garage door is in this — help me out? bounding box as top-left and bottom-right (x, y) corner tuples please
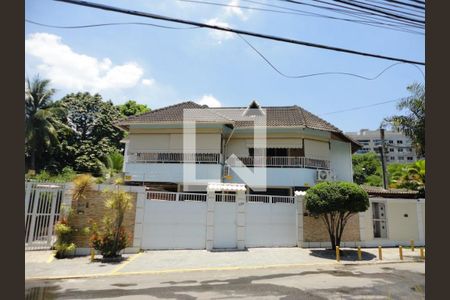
(246, 195), (297, 247)
(141, 193), (207, 250)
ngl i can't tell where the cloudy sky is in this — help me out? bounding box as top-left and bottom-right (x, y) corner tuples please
(25, 0), (424, 132)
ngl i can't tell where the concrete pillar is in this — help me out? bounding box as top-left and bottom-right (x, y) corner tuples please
(236, 190), (246, 250)
(416, 200), (425, 245)
(206, 190), (215, 250)
(132, 187), (147, 249)
(358, 211), (367, 244)
(294, 191), (306, 247)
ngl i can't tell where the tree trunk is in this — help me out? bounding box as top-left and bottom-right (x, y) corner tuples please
(30, 150), (36, 173)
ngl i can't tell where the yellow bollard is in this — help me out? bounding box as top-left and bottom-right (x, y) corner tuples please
(336, 246), (340, 262)
(90, 248), (95, 262)
(399, 246), (403, 260)
(357, 246), (362, 261)
(420, 248), (425, 259)
(378, 246), (383, 260)
(410, 240), (415, 251)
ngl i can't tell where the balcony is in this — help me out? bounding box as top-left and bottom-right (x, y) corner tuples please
(128, 152), (221, 164)
(225, 156), (330, 170)
(124, 152), (222, 183)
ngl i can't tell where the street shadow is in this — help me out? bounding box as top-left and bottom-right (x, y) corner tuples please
(309, 249), (376, 261)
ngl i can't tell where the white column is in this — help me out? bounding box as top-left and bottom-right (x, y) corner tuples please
(358, 211), (366, 243)
(294, 191), (305, 247)
(206, 190), (215, 250)
(132, 188), (147, 248)
(236, 190), (246, 250)
(416, 200), (425, 245)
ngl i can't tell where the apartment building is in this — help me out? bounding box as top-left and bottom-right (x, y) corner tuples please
(345, 129), (418, 164)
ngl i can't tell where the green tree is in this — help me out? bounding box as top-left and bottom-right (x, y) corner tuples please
(352, 152), (382, 186)
(25, 76), (68, 172)
(389, 160), (425, 196)
(117, 100), (150, 117)
(305, 182), (369, 250)
(384, 83), (425, 157)
(56, 92), (125, 175)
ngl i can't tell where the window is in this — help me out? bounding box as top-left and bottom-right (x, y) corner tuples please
(388, 140), (393, 144)
(389, 148), (394, 152)
(407, 148), (412, 152)
(407, 157), (413, 161)
(398, 157), (404, 161)
(390, 156), (395, 160)
(398, 148), (403, 152)
(372, 202), (387, 238)
(397, 140), (403, 144)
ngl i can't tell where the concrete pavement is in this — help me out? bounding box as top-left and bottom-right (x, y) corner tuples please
(25, 247), (425, 280)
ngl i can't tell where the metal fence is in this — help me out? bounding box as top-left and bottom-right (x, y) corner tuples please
(25, 182), (65, 251)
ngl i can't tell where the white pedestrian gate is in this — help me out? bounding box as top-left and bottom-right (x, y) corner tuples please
(245, 195), (297, 247)
(25, 182), (65, 251)
(213, 194), (237, 249)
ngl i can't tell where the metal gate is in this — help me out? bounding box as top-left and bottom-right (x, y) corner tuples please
(25, 182), (65, 251)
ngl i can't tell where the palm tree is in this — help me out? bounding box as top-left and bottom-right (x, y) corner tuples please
(25, 75), (60, 171)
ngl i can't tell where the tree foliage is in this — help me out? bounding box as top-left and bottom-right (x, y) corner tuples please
(25, 75), (69, 171)
(352, 153), (382, 186)
(305, 182), (369, 250)
(384, 83), (425, 157)
(54, 92), (125, 175)
(117, 100), (150, 117)
(388, 160), (425, 196)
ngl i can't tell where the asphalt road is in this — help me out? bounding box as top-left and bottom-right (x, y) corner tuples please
(25, 262), (425, 299)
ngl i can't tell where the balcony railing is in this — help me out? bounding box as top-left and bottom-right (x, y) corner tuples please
(226, 156), (330, 169)
(128, 152), (221, 164)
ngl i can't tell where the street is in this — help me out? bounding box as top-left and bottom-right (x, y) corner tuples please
(25, 262), (425, 299)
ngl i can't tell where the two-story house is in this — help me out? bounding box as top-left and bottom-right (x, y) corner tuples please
(117, 100), (360, 194)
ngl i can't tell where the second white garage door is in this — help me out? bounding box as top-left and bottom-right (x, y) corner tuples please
(245, 196), (297, 247)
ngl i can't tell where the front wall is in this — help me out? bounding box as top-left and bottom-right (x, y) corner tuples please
(226, 167), (316, 187)
(386, 201), (419, 241)
(303, 213), (361, 242)
(71, 189), (137, 248)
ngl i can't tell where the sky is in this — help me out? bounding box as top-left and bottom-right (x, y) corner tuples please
(25, 0), (425, 132)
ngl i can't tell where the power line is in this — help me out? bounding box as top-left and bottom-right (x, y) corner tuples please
(177, 0), (423, 34)
(25, 18), (424, 81)
(319, 98), (402, 115)
(25, 19), (199, 30)
(54, 0), (425, 65)
(237, 33), (425, 80)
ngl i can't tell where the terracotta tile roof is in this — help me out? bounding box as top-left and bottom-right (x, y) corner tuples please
(118, 101), (340, 132)
(362, 185), (420, 199)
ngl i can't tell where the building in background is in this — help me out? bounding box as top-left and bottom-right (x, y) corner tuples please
(345, 129), (418, 164)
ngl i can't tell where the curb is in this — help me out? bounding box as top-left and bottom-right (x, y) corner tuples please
(25, 259), (424, 281)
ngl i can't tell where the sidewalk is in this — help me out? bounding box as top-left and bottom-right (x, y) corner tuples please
(25, 247), (425, 280)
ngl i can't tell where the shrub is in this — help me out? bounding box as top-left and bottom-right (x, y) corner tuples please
(89, 187), (133, 258)
(53, 206), (76, 258)
(305, 181), (369, 250)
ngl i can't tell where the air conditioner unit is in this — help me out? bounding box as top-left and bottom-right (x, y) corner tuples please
(316, 169), (332, 182)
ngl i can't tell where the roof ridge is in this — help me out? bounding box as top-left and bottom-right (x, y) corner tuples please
(122, 101), (203, 122)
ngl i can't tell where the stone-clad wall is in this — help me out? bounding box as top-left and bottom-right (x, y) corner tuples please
(303, 213), (360, 242)
(69, 185), (138, 248)
(301, 198), (361, 243)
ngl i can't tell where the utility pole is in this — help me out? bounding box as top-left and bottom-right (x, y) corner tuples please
(379, 128), (388, 189)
